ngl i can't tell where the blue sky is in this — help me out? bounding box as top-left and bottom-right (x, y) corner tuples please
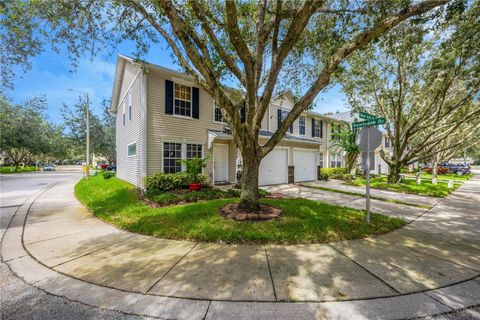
(7, 42), (349, 124)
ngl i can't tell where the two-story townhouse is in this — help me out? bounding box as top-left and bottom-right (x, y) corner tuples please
(111, 55), (345, 189)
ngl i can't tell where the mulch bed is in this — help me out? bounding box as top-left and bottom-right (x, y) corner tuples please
(220, 203), (283, 222)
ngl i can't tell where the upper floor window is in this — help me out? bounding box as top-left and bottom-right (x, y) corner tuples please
(385, 137), (390, 148)
(163, 142), (182, 173)
(278, 109), (293, 133)
(128, 91), (132, 121)
(122, 101), (126, 126)
(331, 124), (341, 140)
(127, 142), (136, 156)
(312, 119), (322, 138)
(214, 104), (225, 123)
(174, 83), (192, 117)
(299, 116), (305, 135)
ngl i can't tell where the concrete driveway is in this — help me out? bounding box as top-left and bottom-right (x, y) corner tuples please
(1, 169), (479, 320)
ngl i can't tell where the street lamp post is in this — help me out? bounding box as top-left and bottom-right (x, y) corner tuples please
(69, 89), (90, 177)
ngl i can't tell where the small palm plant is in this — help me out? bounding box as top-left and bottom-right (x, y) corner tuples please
(178, 156), (208, 190)
(331, 126), (360, 173)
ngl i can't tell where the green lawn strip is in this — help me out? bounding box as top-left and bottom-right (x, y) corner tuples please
(301, 185), (431, 209)
(403, 173), (474, 182)
(0, 166), (39, 174)
(75, 175), (405, 245)
(346, 177), (461, 198)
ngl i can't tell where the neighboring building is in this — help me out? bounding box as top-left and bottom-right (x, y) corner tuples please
(328, 111), (393, 174)
(110, 55), (346, 189)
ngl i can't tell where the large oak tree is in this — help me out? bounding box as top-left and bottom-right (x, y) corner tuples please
(341, 2), (480, 183)
(2, 0), (454, 210)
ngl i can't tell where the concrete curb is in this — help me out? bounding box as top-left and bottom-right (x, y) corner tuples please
(2, 181), (480, 320)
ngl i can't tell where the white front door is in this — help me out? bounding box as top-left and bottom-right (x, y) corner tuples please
(293, 149), (317, 182)
(214, 144), (229, 183)
(259, 148), (288, 186)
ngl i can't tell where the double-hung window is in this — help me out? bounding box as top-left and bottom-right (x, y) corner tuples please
(174, 83), (192, 117)
(214, 104), (225, 123)
(312, 119), (321, 138)
(331, 124), (340, 140)
(163, 142), (182, 173)
(187, 144), (202, 159)
(330, 153), (342, 168)
(122, 101), (126, 126)
(299, 116), (305, 135)
(128, 91), (132, 121)
(319, 152), (324, 168)
(278, 109), (293, 133)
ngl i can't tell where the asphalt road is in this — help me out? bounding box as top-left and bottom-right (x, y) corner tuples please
(1, 170), (479, 320)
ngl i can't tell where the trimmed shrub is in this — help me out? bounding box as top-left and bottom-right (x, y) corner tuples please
(319, 167), (348, 180)
(145, 172), (208, 194)
(103, 171), (115, 179)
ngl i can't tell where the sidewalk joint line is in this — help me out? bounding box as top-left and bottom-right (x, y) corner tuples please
(264, 246), (278, 301)
(50, 235), (137, 269)
(202, 300), (212, 320)
(144, 242), (199, 294)
(423, 292), (454, 311)
(328, 244), (402, 295)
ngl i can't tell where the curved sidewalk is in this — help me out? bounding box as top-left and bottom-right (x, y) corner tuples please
(1, 175), (480, 320)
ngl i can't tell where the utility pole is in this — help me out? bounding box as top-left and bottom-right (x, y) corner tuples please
(86, 92), (90, 177)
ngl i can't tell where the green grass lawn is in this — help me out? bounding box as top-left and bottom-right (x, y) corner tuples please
(75, 175), (405, 244)
(405, 173), (474, 182)
(0, 166), (38, 174)
(302, 185), (431, 209)
(347, 177), (461, 198)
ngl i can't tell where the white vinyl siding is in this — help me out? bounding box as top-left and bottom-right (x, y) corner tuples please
(115, 62), (143, 188)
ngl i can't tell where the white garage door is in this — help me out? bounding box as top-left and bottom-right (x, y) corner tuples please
(259, 148), (288, 186)
(293, 149), (317, 182)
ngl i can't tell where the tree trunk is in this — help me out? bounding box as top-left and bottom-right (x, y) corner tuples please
(238, 146), (261, 212)
(346, 152), (359, 173)
(431, 157), (438, 185)
(387, 162), (402, 183)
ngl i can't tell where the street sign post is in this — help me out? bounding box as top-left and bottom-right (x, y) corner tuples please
(355, 117), (383, 223)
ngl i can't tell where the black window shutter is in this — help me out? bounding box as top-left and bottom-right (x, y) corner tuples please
(192, 87), (199, 119)
(311, 119), (315, 137)
(165, 80), (173, 115)
(277, 109), (282, 131)
(320, 120), (323, 138)
(240, 104), (246, 123)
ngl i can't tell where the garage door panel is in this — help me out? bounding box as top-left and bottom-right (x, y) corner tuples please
(294, 149), (317, 182)
(259, 148), (288, 186)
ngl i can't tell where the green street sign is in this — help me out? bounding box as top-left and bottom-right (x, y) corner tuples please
(359, 111), (378, 120)
(352, 118), (386, 129)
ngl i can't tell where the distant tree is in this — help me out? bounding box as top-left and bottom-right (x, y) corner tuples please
(99, 99), (116, 164)
(0, 96), (53, 170)
(341, 4), (480, 183)
(61, 97), (116, 163)
(2, 0), (453, 211)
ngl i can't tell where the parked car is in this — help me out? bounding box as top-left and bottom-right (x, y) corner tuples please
(43, 164), (56, 171)
(100, 163), (109, 170)
(438, 162), (471, 175)
(106, 164), (116, 171)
